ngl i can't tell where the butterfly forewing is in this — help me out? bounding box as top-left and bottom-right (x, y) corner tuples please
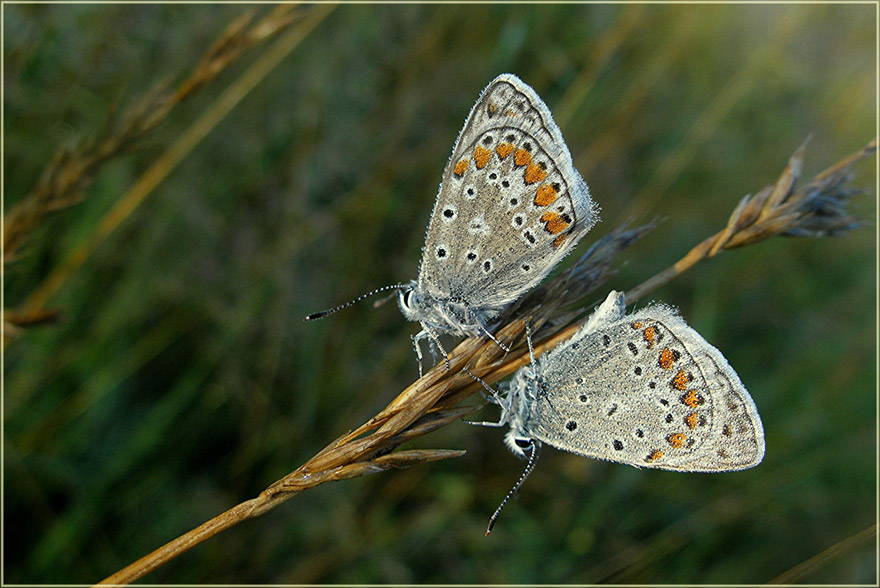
(528, 305), (764, 472)
(419, 74), (597, 311)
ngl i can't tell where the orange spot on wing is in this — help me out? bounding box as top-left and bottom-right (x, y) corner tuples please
(540, 212), (569, 234)
(474, 145), (491, 169)
(658, 347), (676, 369)
(453, 159), (468, 176)
(631, 322), (643, 330)
(643, 326), (657, 348)
(496, 143), (514, 159)
(672, 370), (691, 390)
(534, 184), (558, 206)
(666, 433), (687, 448)
(646, 450), (664, 462)
(681, 389), (705, 408)
(514, 148), (532, 166)
(685, 412), (700, 430)
(553, 234), (567, 249)
(524, 163), (547, 184)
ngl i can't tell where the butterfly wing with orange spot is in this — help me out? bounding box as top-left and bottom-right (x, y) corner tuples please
(526, 299), (764, 472)
(417, 74), (599, 320)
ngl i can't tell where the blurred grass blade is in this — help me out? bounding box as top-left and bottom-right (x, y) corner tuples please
(767, 524), (876, 584)
(19, 5), (334, 317)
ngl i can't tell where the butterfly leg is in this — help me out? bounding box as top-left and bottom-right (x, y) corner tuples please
(464, 410), (508, 428)
(411, 332), (425, 378)
(465, 304), (510, 353)
(476, 320), (511, 353)
(428, 337), (439, 366)
(524, 319), (536, 365)
(462, 367), (505, 404)
(462, 368), (509, 427)
(421, 322), (450, 371)
(466, 417), (508, 428)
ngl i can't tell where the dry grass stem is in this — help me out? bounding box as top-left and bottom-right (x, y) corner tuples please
(625, 137), (875, 303)
(4, 5), (334, 345)
(92, 137), (871, 585)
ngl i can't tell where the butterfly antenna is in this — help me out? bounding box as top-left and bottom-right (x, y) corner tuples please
(486, 441), (541, 536)
(304, 284), (409, 321)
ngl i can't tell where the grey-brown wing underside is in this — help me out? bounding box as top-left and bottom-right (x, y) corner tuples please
(529, 305), (764, 472)
(418, 74), (598, 312)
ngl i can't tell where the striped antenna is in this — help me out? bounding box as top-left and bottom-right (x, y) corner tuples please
(304, 284), (409, 321)
(486, 441), (541, 535)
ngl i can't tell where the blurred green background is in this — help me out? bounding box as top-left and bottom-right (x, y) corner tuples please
(5, 4), (876, 584)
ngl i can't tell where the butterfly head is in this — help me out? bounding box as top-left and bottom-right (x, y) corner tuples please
(396, 281), (465, 333)
(396, 281), (424, 321)
(504, 430), (534, 459)
(501, 367), (541, 458)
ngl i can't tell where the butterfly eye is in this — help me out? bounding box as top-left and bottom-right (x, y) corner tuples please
(400, 289), (414, 309)
(514, 438), (532, 449)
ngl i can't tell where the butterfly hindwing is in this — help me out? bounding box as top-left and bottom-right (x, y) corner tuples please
(528, 302), (764, 472)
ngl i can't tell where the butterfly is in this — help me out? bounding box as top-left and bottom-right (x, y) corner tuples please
(308, 74), (599, 374)
(471, 290), (765, 533)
